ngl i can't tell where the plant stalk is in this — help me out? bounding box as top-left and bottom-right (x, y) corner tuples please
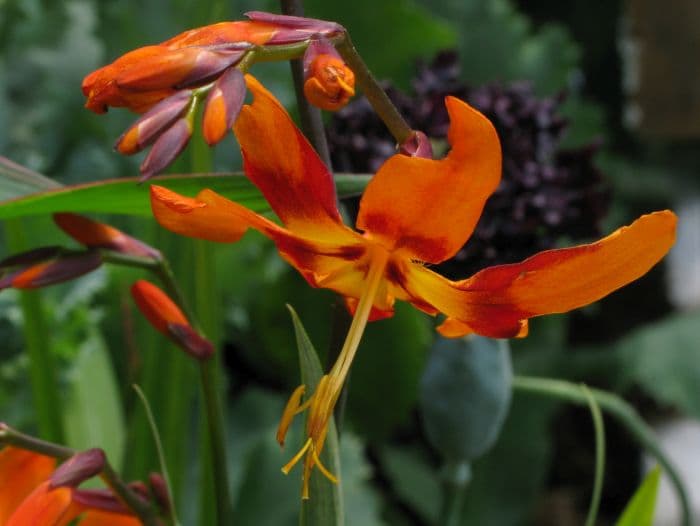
(513, 375), (692, 526)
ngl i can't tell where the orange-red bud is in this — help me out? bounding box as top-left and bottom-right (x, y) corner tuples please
(202, 67), (246, 146)
(302, 39), (355, 111)
(131, 280), (214, 360)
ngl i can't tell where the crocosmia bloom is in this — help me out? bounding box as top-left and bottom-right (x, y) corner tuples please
(0, 447), (140, 525)
(149, 75), (677, 496)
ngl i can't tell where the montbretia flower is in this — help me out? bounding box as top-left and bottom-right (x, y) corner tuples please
(149, 75), (677, 496)
(0, 447), (139, 525)
(131, 279), (214, 360)
(302, 38), (355, 111)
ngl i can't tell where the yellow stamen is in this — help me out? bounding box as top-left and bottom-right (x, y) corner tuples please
(281, 437), (312, 475)
(276, 384), (306, 446)
(311, 443), (338, 484)
(336, 76), (355, 97)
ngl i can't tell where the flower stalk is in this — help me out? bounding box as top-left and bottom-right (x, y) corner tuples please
(512, 376), (692, 526)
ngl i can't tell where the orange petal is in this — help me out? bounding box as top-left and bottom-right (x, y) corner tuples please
(233, 75), (345, 237)
(0, 447), (56, 524)
(401, 211), (677, 338)
(77, 510), (141, 526)
(356, 96), (501, 264)
(6, 481), (81, 526)
(150, 185), (381, 307)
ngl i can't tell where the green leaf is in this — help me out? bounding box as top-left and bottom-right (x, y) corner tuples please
(615, 467), (661, 526)
(63, 329), (126, 468)
(287, 305), (344, 526)
(0, 173), (371, 219)
(615, 311), (700, 418)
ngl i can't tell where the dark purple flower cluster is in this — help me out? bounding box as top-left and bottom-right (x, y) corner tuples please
(327, 51), (610, 277)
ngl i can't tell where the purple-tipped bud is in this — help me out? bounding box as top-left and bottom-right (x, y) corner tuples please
(168, 323), (215, 361)
(0, 251), (102, 290)
(0, 246), (63, 270)
(149, 473), (172, 515)
(202, 67), (246, 146)
(139, 118), (193, 182)
(50, 449), (106, 489)
(115, 91), (192, 155)
(399, 131), (433, 159)
(54, 213), (162, 260)
(73, 488), (137, 513)
(175, 49), (247, 89)
(245, 11), (344, 44)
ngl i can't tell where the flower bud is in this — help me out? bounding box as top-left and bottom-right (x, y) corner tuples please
(0, 251), (102, 290)
(149, 473), (172, 516)
(50, 449), (105, 489)
(202, 67), (246, 146)
(131, 280), (214, 360)
(245, 11), (344, 44)
(139, 118), (193, 182)
(53, 213), (161, 260)
(115, 91), (192, 155)
(303, 39), (355, 111)
(115, 47), (245, 92)
(399, 130), (433, 159)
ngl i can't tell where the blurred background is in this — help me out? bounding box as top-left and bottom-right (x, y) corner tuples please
(0, 0), (698, 524)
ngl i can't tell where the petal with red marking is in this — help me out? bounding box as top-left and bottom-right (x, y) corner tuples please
(401, 211), (677, 338)
(150, 185), (379, 306)
(357, 96), (501, 264)
(233, 76), (344, 237)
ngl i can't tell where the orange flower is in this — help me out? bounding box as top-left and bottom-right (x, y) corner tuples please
(82, 12), (344, 115)
(149, 75), (677, 496)
(0, 447), (140, 526)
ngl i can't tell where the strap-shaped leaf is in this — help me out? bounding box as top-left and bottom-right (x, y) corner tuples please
(0, 173), (370, 219)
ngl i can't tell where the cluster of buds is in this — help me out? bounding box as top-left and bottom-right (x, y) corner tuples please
(0, 213), (159, 291)
(0, 213), (212, 361)
(0, 434), (172, 525)
(83, 12), (355, 181)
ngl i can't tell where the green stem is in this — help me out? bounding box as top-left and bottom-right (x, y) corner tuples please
(581, 385), (604, 526)
(187, 127), (232, 526)
(280, 0), (332, 167)
(438, 462), (471, 526)
(4, 219), (64, 442)
(335, 35), (413, 144)
(199, 358), (232, 523)
(0, 424), (158, 526)
(512, 376), (692, 526)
